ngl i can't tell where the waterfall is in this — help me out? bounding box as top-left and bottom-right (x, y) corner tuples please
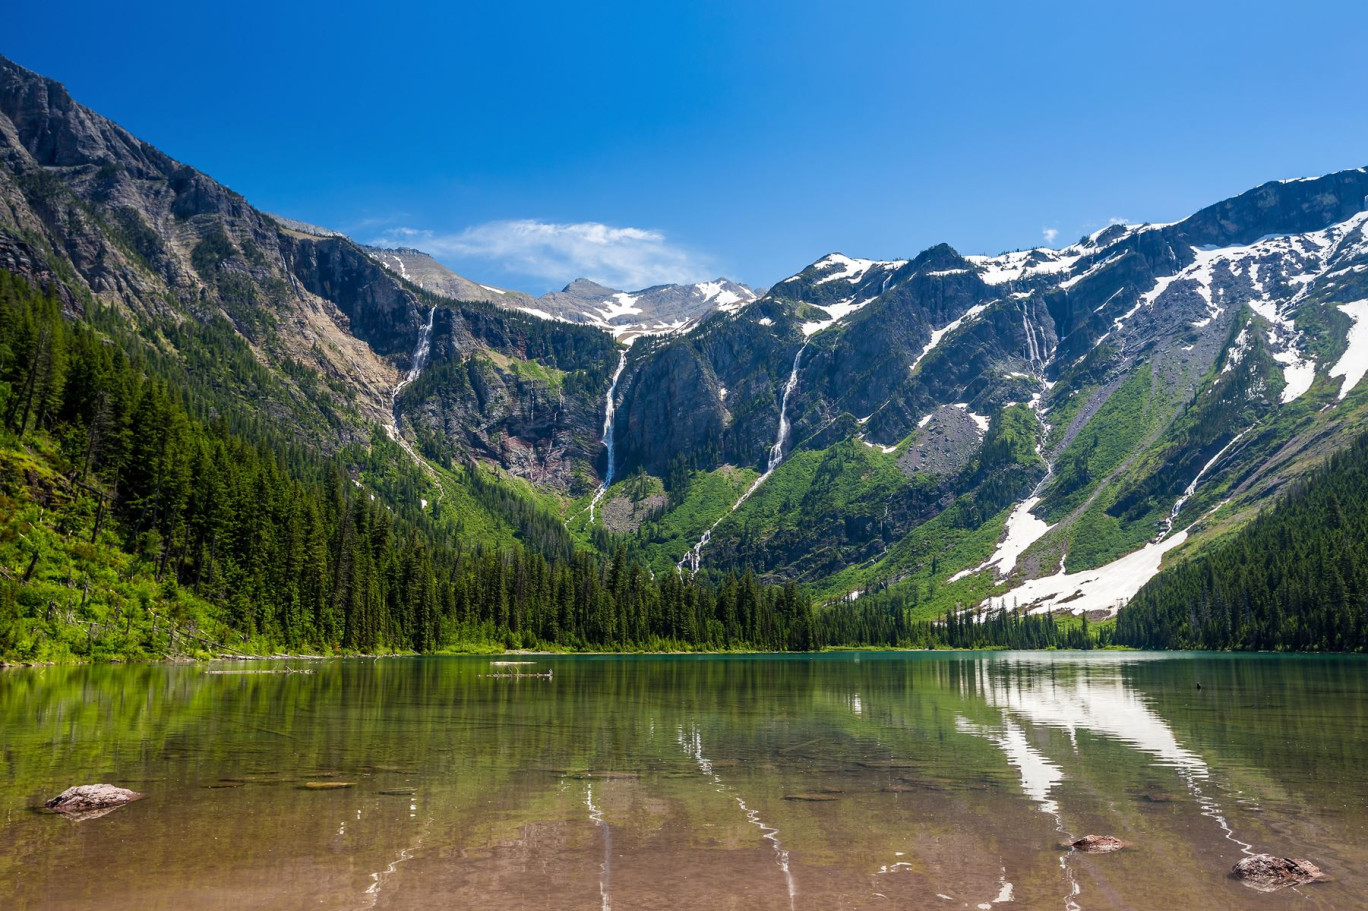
(1020, 300), (1037, 367)
(1156, 428), (1250, 541)
(393, 306), (437, 404)
(588, 349), (629, 524)
(768, 345), (806, 470)
(386, 306), (443, 505)
(679, 343), (808, 573)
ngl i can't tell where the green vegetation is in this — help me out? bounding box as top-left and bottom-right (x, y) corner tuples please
(0, 267), (1121, 662)
(1042, 364), (1161, 523)
(0, 271), (823, 660)
(705, 439), (915, 580)
(629, 464), (759, 573)
(818, 602), (1103, 649)
(1118, 430), (1368, 651)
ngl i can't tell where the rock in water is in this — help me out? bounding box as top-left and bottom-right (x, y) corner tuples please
(1232, 854), (1324, 891)
(1071, 835), (1125, 854)
(44, 784), (143, 821)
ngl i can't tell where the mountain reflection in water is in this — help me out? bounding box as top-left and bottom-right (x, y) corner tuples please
(0, 652), (1362, 910)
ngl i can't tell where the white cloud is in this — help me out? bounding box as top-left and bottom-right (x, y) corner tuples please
(1041, 227), (1059, 245)
(371, 220), (712, 291)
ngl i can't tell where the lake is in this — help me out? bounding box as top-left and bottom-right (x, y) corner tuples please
(1, 652), (1364, 909)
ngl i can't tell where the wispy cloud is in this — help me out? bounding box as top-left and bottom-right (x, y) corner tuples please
(371, 220), (713, 290)
(1041, 227), (1059, 246)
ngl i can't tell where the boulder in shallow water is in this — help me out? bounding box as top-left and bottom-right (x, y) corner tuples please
(1232, 854), (1324, 890)
(1071, 835), (1125, 854)
(44, 784), (143, 820)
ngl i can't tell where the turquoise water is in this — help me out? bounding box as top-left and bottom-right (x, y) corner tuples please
(1, 651), (1364, 909)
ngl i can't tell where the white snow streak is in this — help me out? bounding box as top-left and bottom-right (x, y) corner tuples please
(950, 497), (1052, 582)
(1329, 300), (1368, 400)
(910, 303), (989, 372)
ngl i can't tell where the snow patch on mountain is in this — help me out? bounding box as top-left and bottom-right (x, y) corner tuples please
(1277, 352), (1317, 403)
(911, 303), (989, 372)
(967, 248), (1083, 286)
(950, 496), (1053, 582)
(814, 253), (877, 284)
(780, 253), (907, 288)
(953, 403), (990, 433)
(800, 294), (882, 336)
(1330, 300), (1368, 400)
(985, 532), (1188, 618)
(537, 278), (758, 339)
(597, 292), (643, 321)
(697, 280), (750, 312)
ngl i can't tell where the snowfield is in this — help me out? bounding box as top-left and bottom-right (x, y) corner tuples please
(1330, 300), (1368, 400)
(982, 532), (1188, 618)
(950, 497), (1053, 582)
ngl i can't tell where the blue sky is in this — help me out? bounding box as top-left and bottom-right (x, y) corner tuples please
(6, 1), (1368, 293)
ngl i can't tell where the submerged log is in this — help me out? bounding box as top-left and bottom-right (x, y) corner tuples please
(44, 784), (143, 821)
(1232, 854), (1324, 890)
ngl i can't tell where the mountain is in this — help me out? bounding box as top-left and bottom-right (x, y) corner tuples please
(4, 52), (1368, 654)
(0, 55), (830, 662)
(355, 246), (761, 340)
(0, 54), (619, 500)
(532, 277), (759, 339)
(582, 168), (1368, 625)
(1117, 431), (1368, 650)
(360, 244), (534, 308)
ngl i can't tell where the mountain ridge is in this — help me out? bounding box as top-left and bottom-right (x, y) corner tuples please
(4, 51), (1368, 651)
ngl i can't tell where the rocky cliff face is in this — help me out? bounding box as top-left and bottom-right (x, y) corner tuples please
(0, 55), (615, 491)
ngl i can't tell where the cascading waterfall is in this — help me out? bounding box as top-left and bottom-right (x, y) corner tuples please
(588, 349), (629, 524)
(1019, 300), (1039, 367)
(1019, 297), (1052, 370)
(386, 306), (443, 505)
(678, 343), (808, 574)
(393, 305), (437, 405)
(1156, 428), (1251, 541)
(768, 345), (806, 470)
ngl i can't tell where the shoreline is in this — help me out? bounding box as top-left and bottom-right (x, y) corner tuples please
(8, 644), (1363, 670)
